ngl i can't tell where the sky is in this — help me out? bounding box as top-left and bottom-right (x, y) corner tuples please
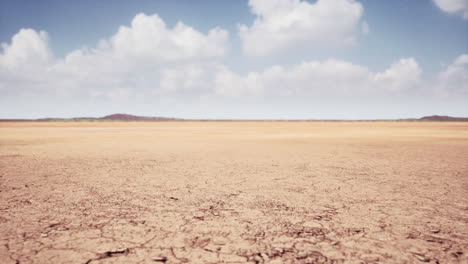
(0, 0), (467, 119)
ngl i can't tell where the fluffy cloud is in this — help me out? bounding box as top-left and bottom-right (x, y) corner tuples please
(0, 29), (50, 70)
(373, 58), (422, 92)
(0, 25), (461, 101)
(55, 12), (228, 79)
(110, 13), (228, 62)
(0, 13), (228, 99)
(0, 11), (466, 118)
(213, 58), (422, 98)
(0, 29), (54, 96)
(239, 0), (365, 56)
(433, 0), (468, 19)
(436, 54), (468, 96)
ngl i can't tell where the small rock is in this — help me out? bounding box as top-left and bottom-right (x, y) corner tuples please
(48, 222), (61, 228)
(212, 211), (220, 216)
(195, 237), (211, 248)
(414, 253), (430, 262)
(153, 256), (167, 262)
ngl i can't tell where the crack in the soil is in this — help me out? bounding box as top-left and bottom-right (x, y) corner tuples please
(84, 248), (129, 264)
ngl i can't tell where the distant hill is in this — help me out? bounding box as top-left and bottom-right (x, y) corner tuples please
(419, 115), (468, 121)
(99, 113), (178, 121)
(0, 113), (181, 122)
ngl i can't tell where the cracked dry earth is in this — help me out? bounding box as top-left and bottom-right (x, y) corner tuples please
(0, 122), (467, 264)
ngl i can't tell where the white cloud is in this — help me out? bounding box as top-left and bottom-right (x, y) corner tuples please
(54, 12), (228, 78)
(214, 69), (265, 97)
(0, 13), (229, 100)
(433, 0), (468, 19)
(0, 29), (55, 96)
(158, 63), (221, 95)
(213, 58), (423, 98)
(0, 11), (467, 118)
(0, 25), (456, 103)
(373, 58), (422, 92)
(0, 28), (50, 70)
(436, 54), (468, 96)
(239, 0), (365, 56)
(110, 13), (228, 62)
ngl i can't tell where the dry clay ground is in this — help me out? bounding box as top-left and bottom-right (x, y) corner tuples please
(0, 122), (467, 264)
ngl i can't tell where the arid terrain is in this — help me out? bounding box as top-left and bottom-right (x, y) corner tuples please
(0, 121), (467, 264)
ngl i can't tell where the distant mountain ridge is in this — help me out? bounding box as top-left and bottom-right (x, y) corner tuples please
(419, 115), (468, 121)
(1, 114), (468, 122)
(0, 113), (180, 122)
(99, 113), (178, 121)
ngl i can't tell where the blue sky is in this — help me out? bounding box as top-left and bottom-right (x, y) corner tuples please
(0, 0), (467, 119)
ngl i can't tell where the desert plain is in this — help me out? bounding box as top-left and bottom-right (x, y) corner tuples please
(0, 121), (467, 264)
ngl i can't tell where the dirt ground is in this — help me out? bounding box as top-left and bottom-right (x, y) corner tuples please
(0, 122), (467, 264)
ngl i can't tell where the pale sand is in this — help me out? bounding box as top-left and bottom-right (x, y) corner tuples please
(0, 122), (467, 263)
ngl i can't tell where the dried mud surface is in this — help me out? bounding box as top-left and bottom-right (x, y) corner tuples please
(0, 122), (467, 264)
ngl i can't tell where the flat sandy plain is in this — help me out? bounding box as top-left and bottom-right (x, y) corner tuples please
(0, 122), (467, 264)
